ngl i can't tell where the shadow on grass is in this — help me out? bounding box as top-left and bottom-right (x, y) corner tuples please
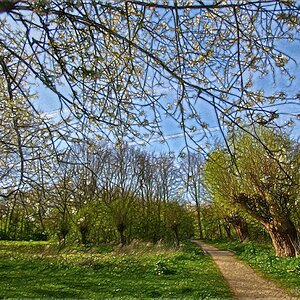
(0, 241), (233, 299)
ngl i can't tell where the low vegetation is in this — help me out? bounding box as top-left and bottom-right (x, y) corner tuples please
(207, 240), (300, 297)
(0, 240), (233, 299)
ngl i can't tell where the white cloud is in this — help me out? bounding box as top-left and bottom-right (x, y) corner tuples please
(132, 126), (221, 146)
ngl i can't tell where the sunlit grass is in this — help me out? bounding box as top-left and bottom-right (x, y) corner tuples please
(0, 240), (233, 299)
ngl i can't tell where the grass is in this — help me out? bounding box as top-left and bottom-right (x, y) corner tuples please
(206, 240), (300, 297)
(0, 240), (233, 299)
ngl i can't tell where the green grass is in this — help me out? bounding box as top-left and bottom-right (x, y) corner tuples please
(0, 240), (233, 299)
(206, 240), (300, 297)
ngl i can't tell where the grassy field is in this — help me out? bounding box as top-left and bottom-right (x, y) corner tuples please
(0, 240), (233, 299)
(206, 240), (300, 298)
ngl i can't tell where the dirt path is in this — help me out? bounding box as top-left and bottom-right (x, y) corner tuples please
(193, 240), (297, 299)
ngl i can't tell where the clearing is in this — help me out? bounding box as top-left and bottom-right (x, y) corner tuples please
(0, 240), (232, 298)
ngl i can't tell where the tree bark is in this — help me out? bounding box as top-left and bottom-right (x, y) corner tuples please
(235, 193), (299, 256)
(225, 214), (249, 242)
(171, 221), (180, 247)
(265, 219), (299, 257)
(80, 225), (89, 245)
(195, 204), (203, 239)
(58, 224), (69, 248)
(117, 222), (126, 246)
(234, 221), (249, 242)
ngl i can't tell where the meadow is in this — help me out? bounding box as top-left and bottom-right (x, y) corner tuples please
(0, 240), (233, 299)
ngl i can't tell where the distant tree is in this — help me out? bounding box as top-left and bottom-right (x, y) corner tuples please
(223, 213), (249, 243)
(135, 151), (162, 242)
(165, 200), (194, 247)
(180, 152), (206, 239)
(95, 143), (140, 246)
(204, 128), (300, 257)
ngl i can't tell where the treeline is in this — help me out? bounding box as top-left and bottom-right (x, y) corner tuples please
(0, 142), (194, 246)
(1, 127), (299, 257)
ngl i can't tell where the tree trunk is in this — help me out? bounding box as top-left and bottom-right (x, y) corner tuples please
(58, 219), (69, 248)
(218, 220), (223, 240)
(80, 226), (89, 245)
(195, 204), (203, 239)
(117, 222), (126, 246)
(226, 214), (249, 242)
(265, 219), (299, 257)
(235, 193), (299, 256)
(234, 221), (249, 242)
(171, 222), (180, 248)
(223, 223), (232, 239)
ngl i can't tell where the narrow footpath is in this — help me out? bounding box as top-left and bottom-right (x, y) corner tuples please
(193, 241), (297, 299)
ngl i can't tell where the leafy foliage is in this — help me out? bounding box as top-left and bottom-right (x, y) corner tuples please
(204, 127), (300, 256)
(0, 142), (194, 246)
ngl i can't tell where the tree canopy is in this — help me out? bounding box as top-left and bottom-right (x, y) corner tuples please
(204, 127), (300, 257)
(1, 1), (299, 142)
(0, 1), (299, 195)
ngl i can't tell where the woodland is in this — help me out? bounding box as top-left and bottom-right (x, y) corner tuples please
(0, 1), (300, 297)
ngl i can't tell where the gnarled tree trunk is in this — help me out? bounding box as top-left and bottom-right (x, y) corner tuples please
(265, 219), (299, 257)
(236, 193), (299, 257)
(225, 214), (249, 242)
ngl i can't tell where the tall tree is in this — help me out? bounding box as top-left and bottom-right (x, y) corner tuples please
(180, 152), (205, 239)
(204, 128), (300, 257)
(203, 149), (250, 242)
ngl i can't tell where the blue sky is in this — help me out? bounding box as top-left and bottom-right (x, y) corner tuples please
(33, 50), (300, 155)
(10, 1), (299, 155)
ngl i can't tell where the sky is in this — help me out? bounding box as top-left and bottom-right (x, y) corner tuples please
(5, 1), (299, 156)
(33, 51), (300, 155)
